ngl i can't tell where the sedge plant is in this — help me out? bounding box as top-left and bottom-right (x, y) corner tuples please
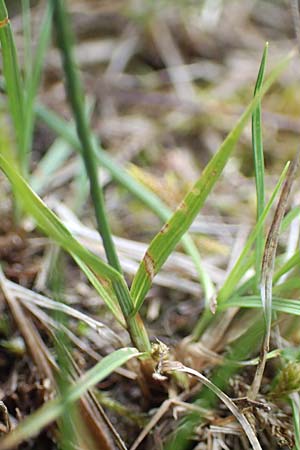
(0, 0), (299, 449)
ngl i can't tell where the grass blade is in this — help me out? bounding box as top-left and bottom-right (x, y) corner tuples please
(0, 1), (24, 173)
(21, 0), (32, 83)
(0, 154), (122, 296)
(23, 2), (53, 173)
(31, 101), (94, 194)
(291, 395), (300, 450)
(0, 348), (140, 450)
(73, 255), (125, 327)
(252, 43), (268, 287)
(220, 295), (300, 317)
(227, 205), (300, 299)
(0, 0), (52, 180)
(30, 138), (73, 194)
(130, 52), (292, 312)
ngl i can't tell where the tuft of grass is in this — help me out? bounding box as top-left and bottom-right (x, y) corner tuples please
(192, 160), (290, 341)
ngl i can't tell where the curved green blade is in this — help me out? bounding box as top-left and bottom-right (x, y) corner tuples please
(0, 348), (140, 450)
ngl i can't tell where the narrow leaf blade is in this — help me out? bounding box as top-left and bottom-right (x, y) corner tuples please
(0, 155), (123, 315)
(0, 348), (140, 450)
(252, 43), (268, 287)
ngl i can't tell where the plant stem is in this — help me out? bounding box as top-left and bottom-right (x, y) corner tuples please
(50, 0), (151, 353)
(51, 0), (121, 272)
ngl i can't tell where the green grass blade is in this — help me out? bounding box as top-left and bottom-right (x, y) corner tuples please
(30, 138), (73, 193)
(22, 0), (32, 83)
(220, 295), (300, 317)
(73, 254), (125, 327)
(0, 154), (123, 292)
(252, 43), (268, 288)
(0, 1), (25, 174)
(291, 396), (300, 450)
(35, 104), (214, 303)
(0, 348), (140, 450)
(217, 162), (289, 303)
(130, 53), (292, 312)
(30, 101), (94, 194)
(273, 251), (300, 284)
(249, 153), (300, 399)
(23, 2), (53, 173)
(281, 205), (300, 231)
(273, 277), (300, 296)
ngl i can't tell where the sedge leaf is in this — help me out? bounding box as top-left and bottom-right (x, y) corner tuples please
(252, 43), (268, 287)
